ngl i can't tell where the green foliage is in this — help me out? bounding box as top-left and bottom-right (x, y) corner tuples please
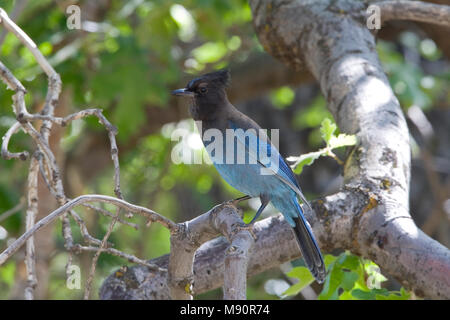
(0, 0), (254, 141)
(377, 34), (449, 111)
(287, 118), (357, 174)
(270, 86), (295, 109)
(293, 95), (331, 129)
(192, 41), (229, 64)
(0, 261), (16, 299)
(283, 255), (337, 297)
(0, 261), (15, 285)
(284, 252), (411, 300)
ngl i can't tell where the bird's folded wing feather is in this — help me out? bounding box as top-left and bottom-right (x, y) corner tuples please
(230, 123), (311, 210)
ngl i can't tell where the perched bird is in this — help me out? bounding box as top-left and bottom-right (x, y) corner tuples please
(172, 69), (326, 283)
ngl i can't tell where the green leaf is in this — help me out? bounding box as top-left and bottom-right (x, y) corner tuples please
(288, 118), (356, 173)
(318, 263), (343, 300)
(283, 267), (314, 296)
(328, 134), (357, 149)
(316, 252), (411, 300)
(375, 292), (408, 300)
(287, 150), (324, 174)
(351, 289), (376, 300)
(339, 253), (361, 270)
(339, 290), (355, 300)
(364, 260), (388, 289)
(341, 271), (359, 291)
(400, 287), (412, 299)
(324, 254), (338, 267)
(320, 118), (336, 144)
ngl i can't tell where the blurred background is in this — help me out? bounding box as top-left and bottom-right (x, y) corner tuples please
(0, 0), (448, 299)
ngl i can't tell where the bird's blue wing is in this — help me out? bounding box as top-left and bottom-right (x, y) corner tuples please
(229, 121), (310, 209)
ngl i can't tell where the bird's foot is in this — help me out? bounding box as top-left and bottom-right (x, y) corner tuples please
(236, 222), (257, 241)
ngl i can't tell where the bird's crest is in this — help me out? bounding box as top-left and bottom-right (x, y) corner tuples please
(187, 69), (231, 89)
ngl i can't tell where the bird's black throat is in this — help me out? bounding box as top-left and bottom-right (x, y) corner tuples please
(189, 89), (229, 121)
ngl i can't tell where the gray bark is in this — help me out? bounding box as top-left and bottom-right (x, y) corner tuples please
(100, 0), (450, 299)
(167, 204), (254, 299)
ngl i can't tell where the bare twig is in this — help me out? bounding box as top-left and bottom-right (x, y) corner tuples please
(1, 122), (29, 160)
(0, 0), (28, 48)
(0, 60), (26, 92)
(1, 55), (143, 299)
(69, 210), (106, 247)
(71, 244), (166, 272)
(84, 207), (121, 299)
(81, 203), (139, 230)
(1, 8), (67, 299)
(0, 8), (56, 77)
(1, 8), (140, 300)
(24, 155), (39, 300)
(36, 154), (137, 230)
(0, 194), (177, 266)
(0, 199), (25, 223)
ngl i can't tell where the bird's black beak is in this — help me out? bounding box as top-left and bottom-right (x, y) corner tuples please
(171, 88), (195, 97)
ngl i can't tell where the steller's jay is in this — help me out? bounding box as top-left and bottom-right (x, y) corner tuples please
(172, 69), (326, 283)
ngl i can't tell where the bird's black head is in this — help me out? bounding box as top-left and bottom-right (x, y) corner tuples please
(172, 69), (231, 120)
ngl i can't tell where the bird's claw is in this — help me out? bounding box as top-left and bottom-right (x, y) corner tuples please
(236, 223), (257, 240)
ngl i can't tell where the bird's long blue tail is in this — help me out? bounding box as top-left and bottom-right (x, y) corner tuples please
(292, 199), (326, 283)
(273, 196), (326, 283)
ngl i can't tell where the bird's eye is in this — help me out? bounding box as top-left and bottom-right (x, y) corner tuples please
(199, 87), (207, 94)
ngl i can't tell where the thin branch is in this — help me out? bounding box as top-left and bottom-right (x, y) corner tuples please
(81, 203), (139, 230)
(0, 0), (28, 48)
(0, 7), (167, 300)
(24, 155), (39, 300)
(0, 8), (56, 77)
(0, 194), (177, 266)
(84, 206), (121, 300)
(1, 122), (29, 160)
(375, 0), (450, 27)
(36, 153), (137, 229)
(1, 9), (65, 299)
(0, 198), (24, 223)
(70, 244), (166, 273)
(69, 210), (107, 247)
(0, 61), (26, 93)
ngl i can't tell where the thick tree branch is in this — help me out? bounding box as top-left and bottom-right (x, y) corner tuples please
(168, 203), (255, 299)
(375, 0), (450, 27)
(250, 0), (449, 299)
(100, 210), (304, 300)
